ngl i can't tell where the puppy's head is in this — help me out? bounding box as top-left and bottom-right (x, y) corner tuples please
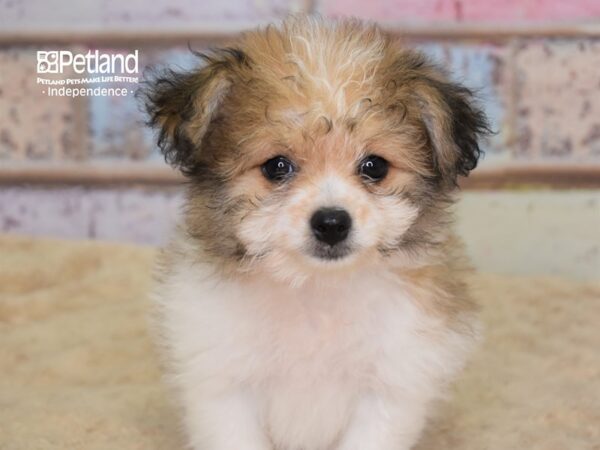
(143, 17), (489, 283)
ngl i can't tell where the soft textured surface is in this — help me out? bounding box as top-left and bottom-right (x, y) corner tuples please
(1, 234), (599, 450)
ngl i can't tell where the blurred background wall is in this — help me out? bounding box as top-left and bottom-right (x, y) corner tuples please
(0, 0), (598, 278)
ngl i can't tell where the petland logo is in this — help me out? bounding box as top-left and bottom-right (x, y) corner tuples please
(36, 50), (139, 97)
(37, 50), (139, 74)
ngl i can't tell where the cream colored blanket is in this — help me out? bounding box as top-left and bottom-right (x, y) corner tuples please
(1, 235), (599, 450)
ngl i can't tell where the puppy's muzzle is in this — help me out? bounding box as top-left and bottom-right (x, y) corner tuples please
(310, 207), (352, 246)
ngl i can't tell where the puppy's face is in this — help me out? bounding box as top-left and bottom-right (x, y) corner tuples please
(231, 125), (421, 272)
(144, 18), (488, 282)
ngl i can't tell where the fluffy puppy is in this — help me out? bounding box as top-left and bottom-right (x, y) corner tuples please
(144, 16), (489, 450)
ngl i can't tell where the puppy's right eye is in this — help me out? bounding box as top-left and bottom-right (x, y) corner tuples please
(261, 156), (295, 182)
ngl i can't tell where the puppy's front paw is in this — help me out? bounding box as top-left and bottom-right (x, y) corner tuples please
(335, 395), (428, 450)
(183, 393), (271, 450)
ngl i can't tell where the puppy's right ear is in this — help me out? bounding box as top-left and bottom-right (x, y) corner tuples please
(142, 49), (248, 175)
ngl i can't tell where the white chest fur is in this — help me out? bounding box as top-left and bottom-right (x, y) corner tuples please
(154, 260), (475, 450)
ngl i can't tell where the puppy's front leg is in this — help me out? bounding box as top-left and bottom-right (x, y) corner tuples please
(336, 394), (428, 450)
(182, 390), (271, 450)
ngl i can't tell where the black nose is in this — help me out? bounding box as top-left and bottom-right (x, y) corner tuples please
(310, 208), (352, 246)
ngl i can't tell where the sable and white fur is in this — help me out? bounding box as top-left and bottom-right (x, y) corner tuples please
(144, 16), (489, 450)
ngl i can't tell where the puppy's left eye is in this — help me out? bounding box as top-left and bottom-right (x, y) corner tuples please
(262, 155), (295, 182)
(359, 155), (389, 181)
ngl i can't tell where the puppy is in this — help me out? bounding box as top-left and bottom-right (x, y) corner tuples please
(144, 16), (488, 450)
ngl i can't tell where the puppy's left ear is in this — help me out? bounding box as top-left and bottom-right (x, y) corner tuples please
(413, 71), (491, 186)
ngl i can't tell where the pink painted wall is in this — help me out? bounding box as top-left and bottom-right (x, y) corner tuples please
(323, 0), (457, 22)
(459, 0), (600, 21)
(0, 0), (295, 30)
(322, 0), (600, 22)
(0, 187), (183, 245)
(2, 0), (599, 30)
